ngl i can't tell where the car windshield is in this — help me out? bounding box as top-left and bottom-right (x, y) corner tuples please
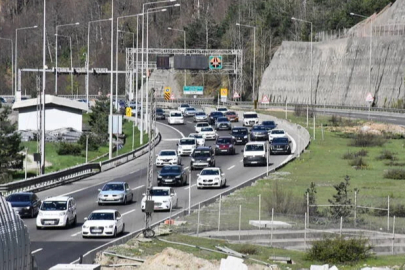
(201, 169), (220, 176)
(232, 128), (247, 135)
(273, 138), (289, 144)
(102, 184), (124, 191)
(244, 114), (258, 119)
(245, 144), (264, 151)
(181, 104), (190, 108)
(218, 108), (227, 111)
(171, 113), (182, 117)
(160, 151), (176, 156)
(156, 108), (164, 113)
(217, 117), (228, 122)
(193, 150), (211, 157)
(272, 130), (285, 135)
(40, 201), (67, 211)
(197, 123), (209, 127)
(217, 138), (232, 144)
(150, 189), (170, 196)
(180, 139), (196, 145)
(225, 112), (236, 116)
(201, 127), (214, 132)
(88, 212), (114, 220)
(161, 166), (181, 173)
(252, 126), (267, 131)
(195, 112), (206, 116)
(7, 194), (31, 202)
(263, 121), (275, 126)
(189, 134), (203, 139)
(211, 112), (223, 117)
(185, 108), (196, 111)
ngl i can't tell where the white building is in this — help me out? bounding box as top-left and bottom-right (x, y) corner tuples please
(12, 95), (88, 132)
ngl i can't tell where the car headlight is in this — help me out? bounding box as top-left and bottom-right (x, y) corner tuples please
(38, 212), (43, 216)
(25, 206), (31, 210)
(175, 175), (181, 178)
(157, 175), (162, 179)
(59, 212), (66, 216)
(214, 177), (220, 181)
(207, 158), (211, 161)
(244, 135), (248, 139)
(191, 158), (195, 162)
(229, 144), (234, 148)
(106, 225), (114, 228)
(162, 200), (169, 203)
(215, 145), (219, 148)
(197, 177), (202, 182)
(82, 225), (88, 229)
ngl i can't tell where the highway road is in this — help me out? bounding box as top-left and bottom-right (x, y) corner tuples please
(25, 114), (299, 269)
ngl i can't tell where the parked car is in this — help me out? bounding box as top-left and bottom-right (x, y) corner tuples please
(199, 126), (217, 140)
(183, 107), (197, 117)
(268, 129), (288, 141)
(177, 137), (197, 156)
(270, 137), (292, 155)
(188, 133), (205, 146)
(208, 111), (224, 125)
(36, 196), (77, 229)
(156, 108), (165, 120)
(250, 125), (269, 141)
(197, 167), (226, 189)
(168, 110), (184, 125)
(6, 192), (41, 218)
(177, 104), (190, 113)
(157, 165), (188, 186)
(190, 146), (215, 170)
(193, 111), (208, 122)
(141, 187), (178, 212)
(243, 112), (259, 127)
(231, 127), (249, 145)
(215, 136), (236, 155)
(243, 142), (267, 167)
(97, 182), (134, 205)
(195, 122), (210, 133)
(155, 149), (181, 167)
(224, 111), (239, 122)
(262, 120), (277, 131)
(215, 117), (232, 130)
(82, 209), (124, 238)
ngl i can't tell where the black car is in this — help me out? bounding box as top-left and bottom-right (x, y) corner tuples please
(6, 192), (41, 218)
(262, 120), (277, 131)
(190, 146), (215, 170)
(231, 127), (249, 144)
(208, 111), (224, 125)
(156, 108), (165, 120)
(250, 125), (269, 141)
(215, 136), (236, 155)
(270, 137), (291, 155)
(157, 165), (188, 186)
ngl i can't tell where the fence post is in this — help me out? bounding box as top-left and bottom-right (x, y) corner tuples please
(197, 203), (200, 237)
(387, 195), (390, 232)
(306, 105), (309, 128)
(285, 100), (287, 119)
(218, 195), (221, 232)
(188, 169), (191, 215)
(321, 123), (324, 140)
(307, 192), (309, 228)
(304, 212), (307, 250)
(340, 216), (343, 237)
(258, 194), (261, 230)
(238, 205), (242, 243)
(313, 114), (316, 140)
(392, 215), (396, 255)
(354, 190), (357, 228)
(271, 208), (274, 247)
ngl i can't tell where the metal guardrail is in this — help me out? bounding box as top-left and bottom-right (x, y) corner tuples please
(0, 196), (33, 270)
(0, 130), (161, 197)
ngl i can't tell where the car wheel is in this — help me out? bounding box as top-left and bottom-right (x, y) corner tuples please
(82, 235), (87, 239)
(223, 179), (227, 188)
(73, 215), (77, 227)
(113, 228), (117, 238)
(176, 198), (179, 208)
(157, 182), (161, 187)
(98, 202), (103, 206)
(122, 223), (126, 235)
(30, 208), (35, 218)
(36, 226), (42, 230)
(123, 196), (127, 205)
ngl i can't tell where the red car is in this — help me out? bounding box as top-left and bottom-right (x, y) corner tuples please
(215, 136), (236, 155)
(224, 111), (239, 122)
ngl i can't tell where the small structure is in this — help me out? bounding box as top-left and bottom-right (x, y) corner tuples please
(12, 95), (87, 132)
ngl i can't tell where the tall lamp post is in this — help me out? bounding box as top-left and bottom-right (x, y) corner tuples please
(56, 34), (74, 95)
(15, 25), (38, 97)
(0, 38), (13, 96)
(55, 22), (79, 96)
(350, 12), (372, 98)
(167, 27), (186, 87)
(236, 22), (256, 102)
(291, 17), (313, 105)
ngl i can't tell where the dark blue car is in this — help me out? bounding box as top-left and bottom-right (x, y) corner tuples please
(6, 192), (41, 218)
(262, 120), (277, 131)
(208, 111), (224, 125)
(231, 127), (249, 144)
(157, 165), (188, 186)
(270, 137), (291, 155)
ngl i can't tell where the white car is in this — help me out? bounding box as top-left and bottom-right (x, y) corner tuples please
(243, 142), (267, 167)
(197, 167), (226, 189)
(36, 196), (77, 229)
(193, 111), (208, 122)
(216, 106), (228, 113)
(82, 209), (124, 238)
(188, 133), (205, 146)
(243, 112), (259, 127)
(195, 122), (210, 133)
(156, 149), (181, 167)
(177, 137), (197, 156)
(268, 129), (288, 141)
(141, 187), (178, 212)
(168, 110), (184, 125)
(177, 104), (190, 113)
(199, 126), (217, 140)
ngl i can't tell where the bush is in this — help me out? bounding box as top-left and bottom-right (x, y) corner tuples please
(342, 152), (355, 160)
(234, 245), (258, 255)
(349, 132), (386, 147)
(294, 104), (315, 117)
(264, 181), (305, 215)
(384, 169), (405, 180)
(78, 133), (101, 151)
(356, 149), (368, 157)
(376, 150), (397, 161)
(385, 161), (405, 167)
(343, 149), (368, 160)
(373, 204), (405, 217)
(305, 235), (372, 264)
(349, 157), (368, 169)
(57, 142), (82, 156)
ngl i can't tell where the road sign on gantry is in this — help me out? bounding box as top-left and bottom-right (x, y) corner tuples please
(209, 56), (222, 70)
(164, 87), (171, 101)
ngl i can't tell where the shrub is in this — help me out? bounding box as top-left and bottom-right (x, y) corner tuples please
(342, 152), (355, 160)
(349, 132), (386, 147)
(385, 161), (405, 167)
(264, 181), (305, 215)
(373, 204), (405, 217)
(78, 133), (101, 151)
(376, 150), (397, 161)
(57, 142), (82, 156)
(356, 149), (368, 157)
(349, 157), (368, 169)
(305, 235), (372, 264)
(384, 169), (405, 180)
(343, 149), (368, 160)
(235, 245), (258, 255)
(329, 115), (343, 127)
(294, 104), (315, 117)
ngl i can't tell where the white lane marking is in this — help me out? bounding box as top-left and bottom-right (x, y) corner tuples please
(130, 171), (137, 174)
(227, 165), (235, 170)
(132, 185), (145, 191)
(122, 209), (136, 216)
(157, 122), (185, 138)
(187, 121), (193, 124)
(184, 166), (189, 170)
(185, 184), (196, 190)
(71, 231), (82, 237)
(31, 248), (43, 254)
(163, 138), (181, 141)
(240, 159), (243, 162)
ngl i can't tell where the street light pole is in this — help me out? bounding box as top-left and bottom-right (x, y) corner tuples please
(0, 38), (13, 96)
(15, 25), (38, 98)
(291, 17), (313, 105)
(55, 22), (79, 96)
(236, 22), (256, 102)
(41, 0), (46, 175)
(109, 0), (114, 160)
(167, 27), (186, 87)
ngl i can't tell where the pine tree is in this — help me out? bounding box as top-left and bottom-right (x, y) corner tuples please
(328, 175), (353, 221)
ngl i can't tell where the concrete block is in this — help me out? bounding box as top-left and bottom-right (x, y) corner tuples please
(310, 265), (329, 270)
(220, 256), (248, 270)
(249, 220), (292, 229)
(49, 264), (101, 270)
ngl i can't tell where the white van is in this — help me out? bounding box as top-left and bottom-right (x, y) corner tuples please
(243, 112), (259, 127)
(168, 110), (184, 125)
(243, 142), (267, 167)
(36, 196), (77, 229)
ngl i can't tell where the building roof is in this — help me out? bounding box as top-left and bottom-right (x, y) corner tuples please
(12, 95), (87, 111)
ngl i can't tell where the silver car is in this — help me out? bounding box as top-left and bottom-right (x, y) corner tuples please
(193, 111), (208, 122)
(215, 117), (232, 130)
(98, 182), (134, 205)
